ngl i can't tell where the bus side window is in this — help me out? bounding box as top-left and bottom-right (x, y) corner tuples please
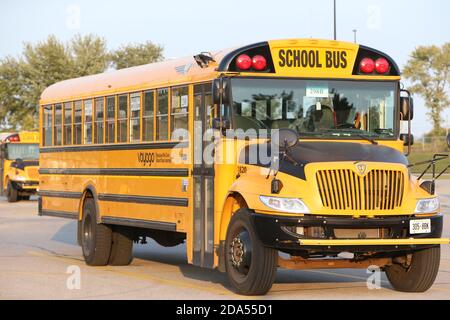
(94, 97), (104, 144)
(171, 86), (189, 141)
(84, 99), (93, 145)
(54, 104), (62, 146)
(130, 93), (141, 142)
(157, 88), (169, 141)
(43, 105), (53, 146)
(118, 94), (128, 143)
(106, 96), (116, 143)
(74, 101), (82, 145)
(64, 102), (73, 145)
(143, 90), (154, 141)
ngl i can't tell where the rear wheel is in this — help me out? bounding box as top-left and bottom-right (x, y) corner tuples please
(81, 198), (112, 266)
(385, 246), (441, 292)
(225, 209), (278, 295)
(21, 195), (31, 201)
(6, 181), (19, 203)
(108, 227), (134, 266)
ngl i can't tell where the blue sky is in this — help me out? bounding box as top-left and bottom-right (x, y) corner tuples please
(1, 0), (449, 136)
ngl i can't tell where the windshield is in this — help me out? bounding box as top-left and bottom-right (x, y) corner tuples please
(6, 143), (39, 160)
(231, 79), (397, 139)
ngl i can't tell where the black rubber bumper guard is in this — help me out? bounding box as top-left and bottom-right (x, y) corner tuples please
(251, 213), (444, 254)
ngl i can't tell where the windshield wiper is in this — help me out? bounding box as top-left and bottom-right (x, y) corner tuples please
(317, 129), (379, 145)
(356, 134), (378, 145)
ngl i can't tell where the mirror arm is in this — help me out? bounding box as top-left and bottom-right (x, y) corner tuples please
(406, 110), (412, 157)
(401, 89), (413, 157)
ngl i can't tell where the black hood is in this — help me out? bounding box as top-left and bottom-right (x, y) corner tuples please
(10, 160), (39, 170)
(239, 141), (408, 180)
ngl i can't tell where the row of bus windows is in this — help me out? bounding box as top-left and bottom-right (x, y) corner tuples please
(42, 87), (189, 146)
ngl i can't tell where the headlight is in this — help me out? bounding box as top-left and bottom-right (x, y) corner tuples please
(415, 198), (440, 214)
(14, 176), (26, 181)
(259, 196), (310, 214)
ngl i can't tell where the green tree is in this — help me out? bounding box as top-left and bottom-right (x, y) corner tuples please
(0, 57), (29, 130)
(0, 35), (164, 130)
(403, 43), (450, 136)
(19, 35), (74, 130)
(0, 34), (109, 130)
(70, 34), (109, 76)
(111, 41), (164, 69)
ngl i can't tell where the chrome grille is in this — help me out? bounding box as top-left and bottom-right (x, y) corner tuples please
(316, 169), (404, 211)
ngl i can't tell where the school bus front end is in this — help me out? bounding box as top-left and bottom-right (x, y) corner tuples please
(0, 132), (40, 202)
(212, 39), (449, 295)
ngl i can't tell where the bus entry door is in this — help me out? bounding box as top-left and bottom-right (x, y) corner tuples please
(192, 84), (215, 268)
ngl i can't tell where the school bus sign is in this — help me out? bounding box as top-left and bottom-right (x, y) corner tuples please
(269, 39), (359, 77)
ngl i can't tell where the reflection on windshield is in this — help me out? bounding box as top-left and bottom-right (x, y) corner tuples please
(6, 144), (39, 160)
(231, 79), (397, 138)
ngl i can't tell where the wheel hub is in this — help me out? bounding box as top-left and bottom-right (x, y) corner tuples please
(229, 231), (252, 274)
(230, 237), (245, 267)
(82, 214), (93, 256)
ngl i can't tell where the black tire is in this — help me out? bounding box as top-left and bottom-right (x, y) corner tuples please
(21, 196), (31, 201)
(108, 227), (134, 266)
(6, 181), (19, 203)
(225, 209), (278, 295)
(81, 198), (112, 266)
(385, 246), (441, 292)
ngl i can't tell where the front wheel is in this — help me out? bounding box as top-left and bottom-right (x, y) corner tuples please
(225, 209), (278, 295)
(6, 181), (19, 203)
(385, 246), (441, 292)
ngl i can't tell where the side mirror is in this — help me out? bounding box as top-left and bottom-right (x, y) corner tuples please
(212, 78), (231, 105)
(400, 133), (414, 147)
(271, 129), (299, 151)
(400, 96), (414, 121)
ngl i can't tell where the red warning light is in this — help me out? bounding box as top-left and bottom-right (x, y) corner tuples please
(252, 55), (267, 71)
(236, 54), (252, 70)
(360, 58), (375, 74)
(375, 58), (390, 74)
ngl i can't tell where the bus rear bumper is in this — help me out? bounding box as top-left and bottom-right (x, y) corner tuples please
(251, 212), (447, 254)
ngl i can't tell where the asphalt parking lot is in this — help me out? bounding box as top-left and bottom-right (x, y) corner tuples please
(1, 181), (450, 300)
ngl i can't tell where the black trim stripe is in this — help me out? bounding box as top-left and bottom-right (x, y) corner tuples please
(38, 190), (83, 199)
(40, 141), (187, 153)
(39, 168), (189, 177)
(101, 216), (177, 231)
(98, 193), (188, 207)
(40, 210), (78, 219)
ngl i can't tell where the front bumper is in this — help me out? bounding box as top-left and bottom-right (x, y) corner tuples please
(11, 180), (39, 191)
(252, 212), (448, 254)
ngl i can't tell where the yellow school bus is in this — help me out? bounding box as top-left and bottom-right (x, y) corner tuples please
(39, 39), (449, 295)
(0, 131), (40, 202)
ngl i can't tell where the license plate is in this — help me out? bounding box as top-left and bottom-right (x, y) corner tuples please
(410, 219), (431, 234)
